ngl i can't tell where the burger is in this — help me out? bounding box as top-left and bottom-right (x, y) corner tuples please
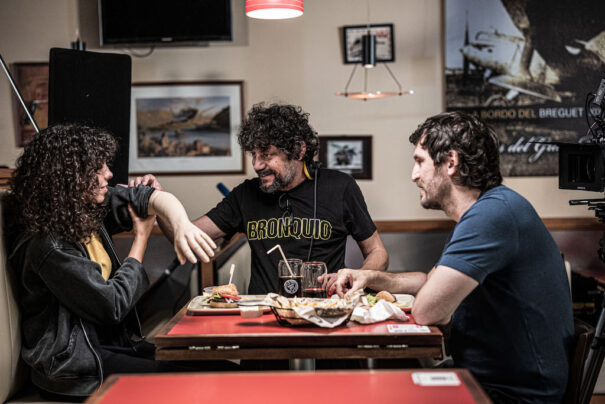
(366, 290), (396, 305)
(208, 284), (241, 308)
(376, 290), (396, 303)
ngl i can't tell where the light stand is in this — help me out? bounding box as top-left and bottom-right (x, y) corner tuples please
(0, 53), (40, 133)
(569, 197), (605, 404)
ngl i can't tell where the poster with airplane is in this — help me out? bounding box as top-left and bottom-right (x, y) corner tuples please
(445, 0), (605, 176)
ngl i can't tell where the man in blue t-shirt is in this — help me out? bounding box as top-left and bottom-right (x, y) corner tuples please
(329, 111), (574, 403)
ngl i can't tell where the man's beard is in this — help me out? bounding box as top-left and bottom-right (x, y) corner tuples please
(257, 165), (297, 193)
(420, 176), (451, 211)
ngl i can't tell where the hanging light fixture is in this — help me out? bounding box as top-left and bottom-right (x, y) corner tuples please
(336, 0), (412, 100)
(246, 0), (304, 20)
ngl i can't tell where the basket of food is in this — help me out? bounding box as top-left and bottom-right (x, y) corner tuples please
(264, 294), (356, 327)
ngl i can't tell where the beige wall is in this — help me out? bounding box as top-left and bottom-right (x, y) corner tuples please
(0, 0), (595, 220)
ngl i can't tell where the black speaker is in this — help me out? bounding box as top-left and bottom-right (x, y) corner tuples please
(48, 48), (131, 185)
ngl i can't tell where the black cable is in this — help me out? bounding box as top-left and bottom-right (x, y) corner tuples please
(307, 166), (319, 261)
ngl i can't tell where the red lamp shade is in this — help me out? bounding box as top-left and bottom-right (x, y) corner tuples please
(246, 0), (304, 19)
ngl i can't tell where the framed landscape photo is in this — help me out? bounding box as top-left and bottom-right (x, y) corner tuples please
(129, 81), (244, 175)
(11, 62), (49, 147)
(342, 24), (394, 64)
(319, 135), (372, 180)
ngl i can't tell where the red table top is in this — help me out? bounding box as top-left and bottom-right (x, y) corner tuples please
(87, 370), (491, 404)
(155, 309), (442, 349)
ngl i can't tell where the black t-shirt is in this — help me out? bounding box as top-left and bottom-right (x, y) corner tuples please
(206, 168), (376, 294)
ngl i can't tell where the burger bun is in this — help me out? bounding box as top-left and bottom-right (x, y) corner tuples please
(209, 300), (238, 309)
(376, 290), (396, 303)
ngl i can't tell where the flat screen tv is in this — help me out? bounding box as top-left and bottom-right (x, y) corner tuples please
(99, 0), (232, 46)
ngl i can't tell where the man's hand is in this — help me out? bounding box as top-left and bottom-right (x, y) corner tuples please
(326, 268), (374, 298)
(129, 174), (164, 191)
(319, 273), (339, 294)
(173, 221), (217, 265)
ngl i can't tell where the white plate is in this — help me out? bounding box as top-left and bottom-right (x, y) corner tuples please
(187, 295), (270, 315)
(393, 294), (414, 311)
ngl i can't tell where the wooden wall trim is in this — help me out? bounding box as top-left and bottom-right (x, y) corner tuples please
(375, 218), (603, 233)
(0, 168), (13, 190)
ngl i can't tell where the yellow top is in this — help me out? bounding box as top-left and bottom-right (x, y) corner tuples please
(84, 232), (112, 280)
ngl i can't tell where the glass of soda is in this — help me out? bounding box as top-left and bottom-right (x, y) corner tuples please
(278, 258), (303, 298)
(302, 261), (328, 298)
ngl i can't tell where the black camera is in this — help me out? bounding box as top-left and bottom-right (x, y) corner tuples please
(558, 78), (605, 192)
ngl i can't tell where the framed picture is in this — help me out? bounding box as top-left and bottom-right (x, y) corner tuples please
(11, 62), (49, 147)
(342, 24), (394, 64)
(445, 0), (605, 176)
(319, 136), (372, 180)
(129, 81), (244, 175)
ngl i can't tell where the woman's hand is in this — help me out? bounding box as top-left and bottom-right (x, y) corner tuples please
(127, 204), (156, 262)
(129, 204), (156, 239)
(129, 174), (164, 191)
(172, 221), (217, 265)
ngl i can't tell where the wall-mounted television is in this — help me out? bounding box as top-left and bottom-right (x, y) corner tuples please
(99, 0), (232, 46)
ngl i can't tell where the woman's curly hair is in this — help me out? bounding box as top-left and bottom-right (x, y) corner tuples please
(409, 111), (503, 192)
(9, 124), (117, 243)
(238, 103), (319, 163)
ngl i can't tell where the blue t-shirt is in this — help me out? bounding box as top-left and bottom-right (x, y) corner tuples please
(437, 185), (574, 403)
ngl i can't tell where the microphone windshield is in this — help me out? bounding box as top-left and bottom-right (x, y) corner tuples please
(216, 182), (230, 196)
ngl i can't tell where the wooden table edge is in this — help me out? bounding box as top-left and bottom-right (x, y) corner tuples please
(457, 368), (493, 403)
(85, 374), (120, 404)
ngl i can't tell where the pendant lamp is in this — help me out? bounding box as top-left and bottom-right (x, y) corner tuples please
(246, 0), (304, 20)
(336, 0), (412, 100)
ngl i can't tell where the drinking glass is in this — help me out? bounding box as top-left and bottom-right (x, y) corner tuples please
(278, 258), (303, 298)
(302, 261), (328, 298)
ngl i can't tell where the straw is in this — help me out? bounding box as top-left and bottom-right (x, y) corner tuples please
(228, 263), (235, 285)
(267, 244), (294, 277)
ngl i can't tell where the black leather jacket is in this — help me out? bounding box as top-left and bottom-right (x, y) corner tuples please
(8, 185), (155, 396)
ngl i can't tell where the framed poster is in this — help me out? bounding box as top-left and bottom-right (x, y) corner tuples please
(319, 135), (372, 180)
(342, 24), (394, 64)
(11, 62), (48, 146)
(445, 0), (605, 176)
(129, 81), (244, 175)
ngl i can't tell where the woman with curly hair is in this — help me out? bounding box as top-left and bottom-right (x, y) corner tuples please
(7, 124), (218, 400)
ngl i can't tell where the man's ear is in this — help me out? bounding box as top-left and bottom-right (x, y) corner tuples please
(298, 142), (307, 161)
(446, 150), (459, 177)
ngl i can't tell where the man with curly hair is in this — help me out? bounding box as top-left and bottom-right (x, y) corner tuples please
(7, 124), (222, 399)
(330, 111), (574, 403)
(139, 103), (388, 294)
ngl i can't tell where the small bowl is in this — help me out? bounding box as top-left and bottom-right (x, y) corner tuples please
(203, 286), (217, 296)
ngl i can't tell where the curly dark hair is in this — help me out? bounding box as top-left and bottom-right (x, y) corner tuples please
(238, 103), (319, 163)
(9, 124), (117, 243)
(409, 111), (503, 192)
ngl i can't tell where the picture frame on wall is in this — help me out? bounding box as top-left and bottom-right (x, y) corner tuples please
(11, 62), (49, 147)
(319, 135), (372, 180)
(342, 24), (394, 64)
(129, 81), (244, 175)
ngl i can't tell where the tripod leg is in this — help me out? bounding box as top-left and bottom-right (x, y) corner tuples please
(580, 291), (605, 404)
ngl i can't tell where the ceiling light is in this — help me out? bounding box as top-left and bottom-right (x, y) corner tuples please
(336, 58), (413, 101)
(246, 0), (304, 20)
(336, 1), (412, 100)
